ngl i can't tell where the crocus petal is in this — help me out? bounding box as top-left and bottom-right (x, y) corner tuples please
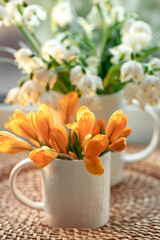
(49, 125), (68, 153)
(94, 118), (106, 132)
(109, 137), (126, 152)
(0, 132), (33, 154)
(77, 111), (95, 143)
(85, 134), (109, 158)
(122, 127), (132, 138)
(69, 151), (78, 160)
(84, 156), (104, 176)
(60, 91), (78, 124)
(76, 106), (91, 122)
(29, 146), (58, 168)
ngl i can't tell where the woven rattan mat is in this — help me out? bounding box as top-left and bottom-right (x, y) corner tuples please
(0, 145), (160, 240)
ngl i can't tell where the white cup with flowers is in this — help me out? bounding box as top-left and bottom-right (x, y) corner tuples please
(1, 104), (131, 228)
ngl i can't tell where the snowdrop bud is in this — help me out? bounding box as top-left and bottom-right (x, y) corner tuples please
(19, 80), (43, 106)
(77, 17), (93, 36)
(123, 82), (139, 103)
(86, 66), (98, 75)
(6, 0), (22, 25)
(87, 6), (102, 28)
(0, 6), (11, 26)
(5, 87), (20, 105)
(15, 48), (44, 73)
(111, 6), (125, 22)
(120, 60), (144, 83)
(51, 2), (74, 28)
(70, 65), (84, 86)
(23, 5), (46, 27)
(149, 58), (160, 78)
(41, 39), (65, 61)
(77, 74), (97, 96)
(109, 44), (132, 64)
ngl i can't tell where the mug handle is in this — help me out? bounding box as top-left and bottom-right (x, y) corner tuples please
(123, 99), (160, 163)
(9, 158), (44, 210)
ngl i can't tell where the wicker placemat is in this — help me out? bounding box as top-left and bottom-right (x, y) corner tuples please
(0, 145), (160, 239)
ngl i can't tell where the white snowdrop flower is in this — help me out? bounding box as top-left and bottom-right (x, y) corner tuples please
(0, 6), (11, 26)
(94, 76), (104, 90)
(137, 88), (158, 108)
(33, 68), (57, 89)
(111, 6), (125, 23)
(19, 80), (43, 106)
(38, 91), (55, 109)
(33, 68), (51, 87)
(86, 56), (100, 68)
(122, 21), (152, 50)
(23, 5), (46, 27)
(109, 44), (133, 64)
(123, 82), (139, 103)
(70, 65), (84, 86)
(63, 45), (80, 60)
(41, 39), (65, 61)
(15, 48), (44, 73)
(120, 60), (144, 83)
(51, 2), (73, 28)
(5, 87), (21, 105)
(6, 0), (22, 25)
(149, 58), (160, 78)
(77, 74), (98, 96)
(140, 75), (159, 93)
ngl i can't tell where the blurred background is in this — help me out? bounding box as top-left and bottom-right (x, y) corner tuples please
(0, 0), (160, 101)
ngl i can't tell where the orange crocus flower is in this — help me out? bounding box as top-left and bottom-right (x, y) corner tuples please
(109, 137), (126, 152)
(83, 134), (109, 176)
(67, 106), (95, 145)
(49, 125), (68, 153)
(5, 110), (39, 147)
(106, 110), (127, 142)
(69, 151), (78, 160)
(60, 91), (78, 124)
(29, 146), (58, 168)
(0, 131), (33, 154)
(34, 104), (54, 145)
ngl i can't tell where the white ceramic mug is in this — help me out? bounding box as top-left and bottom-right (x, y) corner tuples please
(79, 90), (160, 186)
(9, 153), (110, 229)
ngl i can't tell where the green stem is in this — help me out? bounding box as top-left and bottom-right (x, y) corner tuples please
(29, 29), (42, 47)
(18, 25), (40, 55)
(0, 47), (16, 54)
(103, 63), (122, 88)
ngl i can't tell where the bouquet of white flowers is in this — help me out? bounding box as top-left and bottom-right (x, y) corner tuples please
(1, 0), (160, 114)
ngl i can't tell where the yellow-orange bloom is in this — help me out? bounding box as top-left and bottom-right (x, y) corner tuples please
(34, 104), (54, 145)
(67, 106), (95, 145)
(49, 125), (68, 153)
(29, 146), (58, 168)
(109, 137), (126, 152)
(0, 131), (33, 154)
(92, 118), (106, 135)
(69, 151), (78, 160)
(83, 134), (109, 176)
(5, 110), (39, 147)
(60, 91), (78, 124)
(121, 127), (132, 138)
(106, 110), (127, 142)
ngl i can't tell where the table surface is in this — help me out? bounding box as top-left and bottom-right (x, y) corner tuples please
(0, 145), (160, 240)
